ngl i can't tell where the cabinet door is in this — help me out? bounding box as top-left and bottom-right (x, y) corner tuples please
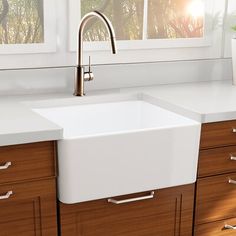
(0, 179), (58, 236)
(60, 184), (194, 236)
(195, 173), (236, 225)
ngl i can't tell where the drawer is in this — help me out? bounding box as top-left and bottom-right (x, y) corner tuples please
(195, 218), (236, 236)
(195, 173), (236, 225)
(200, 120), (236, 149)
(198, 146), (236, 177)
(60, 184), (195, 236)
(0, 142), (56, 184)
(0, 178), (57, 236)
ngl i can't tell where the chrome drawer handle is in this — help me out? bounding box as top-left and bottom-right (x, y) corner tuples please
(229, 178), (236, 184)
(0, 162), (11, 170)
(232, 128), (236, 133)
(224, 224), (236, 230)
(108, 191), (155, 205)
(0, 191), (13, 200)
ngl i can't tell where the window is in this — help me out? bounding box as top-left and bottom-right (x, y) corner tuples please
(224, 0), (236, 58)
(81, 0), (205, 42)
(69, 0), (223, 64)
(0, 0), (56, 54)
(0, 0), (44, 44)
(69, 0), (215, 53)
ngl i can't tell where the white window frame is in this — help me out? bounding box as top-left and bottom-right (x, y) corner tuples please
(0, 0), (57, 54)
(224, 0), (236, 58)
(69, 0), (214, 52)
(68, 0), (225, 65)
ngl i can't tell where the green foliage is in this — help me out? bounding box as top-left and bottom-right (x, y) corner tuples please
(232, 25), (236, 32)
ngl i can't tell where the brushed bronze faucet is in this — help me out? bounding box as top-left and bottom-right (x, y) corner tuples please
(74, 11), (117, 96)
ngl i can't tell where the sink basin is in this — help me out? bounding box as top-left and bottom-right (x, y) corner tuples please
(34, 99), (201, 204)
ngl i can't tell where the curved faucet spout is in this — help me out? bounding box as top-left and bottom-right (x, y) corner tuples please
(78, 10), (117, 66)
(74, 11), (117, 96)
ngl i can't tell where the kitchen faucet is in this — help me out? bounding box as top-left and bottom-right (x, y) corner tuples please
(74, 11), (117, 96)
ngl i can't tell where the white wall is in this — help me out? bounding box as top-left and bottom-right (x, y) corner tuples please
(0, 0), (234, 95)
(0, 58), (232, 95)
(0, 0), (235, 69)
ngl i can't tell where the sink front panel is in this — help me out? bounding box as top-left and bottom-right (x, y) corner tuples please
(58, 124), (200, 204)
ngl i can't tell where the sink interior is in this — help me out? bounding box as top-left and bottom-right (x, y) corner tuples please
(33, 100), (197, 138)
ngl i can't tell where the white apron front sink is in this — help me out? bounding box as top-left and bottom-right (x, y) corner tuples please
(34, 99), (201, 204)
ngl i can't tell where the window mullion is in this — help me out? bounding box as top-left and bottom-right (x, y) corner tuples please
(142, 0), (148, 40)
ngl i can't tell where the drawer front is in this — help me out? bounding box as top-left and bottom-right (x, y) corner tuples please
(60, 184), (195, 236)
(195, 218), (236, 236)
(0, 179), (57, 236)
(195, 173), (236, 225)
(198, 146), (236, 177)
(0, 142), (56, 184)
(200, 120), (236, 149)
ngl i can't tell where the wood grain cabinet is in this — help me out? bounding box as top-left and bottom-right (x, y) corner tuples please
(195, 120), (236, 236)
(0, 142), (58, 236)
(59, 184), (195, 236)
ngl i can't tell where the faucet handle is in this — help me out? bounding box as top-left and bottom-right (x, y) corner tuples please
(88, 56), (91, 74)
(84, 56), (94, 81)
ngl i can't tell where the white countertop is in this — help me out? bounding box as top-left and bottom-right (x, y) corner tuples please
(130, 80), (236, 123)
(1, 80), (236, 146)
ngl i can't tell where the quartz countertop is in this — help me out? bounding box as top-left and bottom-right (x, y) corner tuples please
(0, 80), (235, 146)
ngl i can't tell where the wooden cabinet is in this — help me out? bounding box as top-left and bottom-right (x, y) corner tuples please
(195, 218), (236, 236)
(195, 120), (236, 235)
(200, 120), (236, 149)
(59, 184), (195, 236)
(0, 141), (58, 236)
(195, 173), (236, 224)
(198, 146), (236, 177)
(0, 142), (56, 184)
(0, 179), (57, 236)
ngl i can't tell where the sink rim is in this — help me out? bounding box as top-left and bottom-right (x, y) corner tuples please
(32, 98), (200, 140)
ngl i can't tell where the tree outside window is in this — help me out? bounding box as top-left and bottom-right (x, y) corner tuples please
(81, 0), (204, 42)
(0, 0), (44, 44)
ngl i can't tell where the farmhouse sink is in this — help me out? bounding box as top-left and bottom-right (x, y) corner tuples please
(34, 99), (201, 204)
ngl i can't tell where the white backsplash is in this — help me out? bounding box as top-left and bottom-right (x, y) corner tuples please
(0, 58), (232, 96)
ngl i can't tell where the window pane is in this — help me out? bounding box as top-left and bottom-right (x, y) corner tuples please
(81, 0), (144, 41)
(0, 0), (44, 44)
(147, 0), (204, 39)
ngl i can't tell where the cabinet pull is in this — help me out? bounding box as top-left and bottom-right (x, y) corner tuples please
(232, 128), (236, 133)
(228, 178), (236, 184)
(224, 224), (236, 230)
(0, 191), (13, 200)
(0, 162), (11, 170)
(230, 155), (236, 161)
(108, 191), (155, 204)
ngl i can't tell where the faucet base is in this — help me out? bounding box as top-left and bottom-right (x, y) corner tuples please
(74, 66), (84, 97)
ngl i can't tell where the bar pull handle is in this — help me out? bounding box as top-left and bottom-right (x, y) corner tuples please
(232, 128), (236, 133)
(229, 178), (236, 184)
(0, 191), (13, 200)
(0, 162), (11, 170)
(224, 224), (236, 230)
(108, 191), (155, 205)
(230, 155), (236, 161)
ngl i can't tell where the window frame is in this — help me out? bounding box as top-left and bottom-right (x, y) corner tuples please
(69, 0), (214, 52)
(0, 0), (57, 54)
(224, 0), (236, 58)
(68, 0), (225, 65)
